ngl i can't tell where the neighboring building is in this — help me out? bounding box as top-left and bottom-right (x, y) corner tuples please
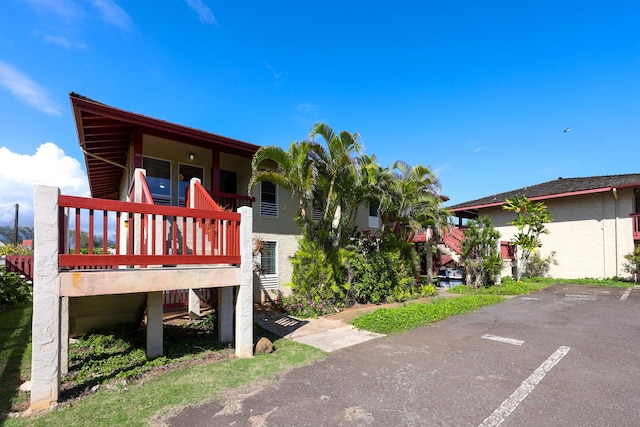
(448, 174), (640, 280)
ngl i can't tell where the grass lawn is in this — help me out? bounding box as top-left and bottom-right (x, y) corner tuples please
(352, 276), (635, 335)
(0, 307), (326, 427)
(352, 295), (505, 334)
(0, 304), (32, 417)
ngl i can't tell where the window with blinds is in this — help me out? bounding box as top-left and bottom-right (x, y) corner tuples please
(260, 181), (278, 217)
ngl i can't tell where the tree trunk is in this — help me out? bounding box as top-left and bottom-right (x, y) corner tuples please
(425, 239), (434, 284)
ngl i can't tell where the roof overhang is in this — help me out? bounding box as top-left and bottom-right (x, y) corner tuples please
(449, 185), (637, 215)
(70, 93), (260, 199)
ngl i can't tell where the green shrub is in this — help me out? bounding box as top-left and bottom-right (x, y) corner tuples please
(274, 291), (340, 318)
(289, 238), (351, 306)
(623, 246), (640, 282)
(0, 269), (32, 311)
(524, 251), (557, 278)
(350, 250), (401, 304)
(0, 243), (32, 256)
(348, 230), (427, 304)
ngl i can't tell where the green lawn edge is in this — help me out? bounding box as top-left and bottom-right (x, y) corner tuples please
(4, 336), (326, 427)
(352, 295), (505, 334)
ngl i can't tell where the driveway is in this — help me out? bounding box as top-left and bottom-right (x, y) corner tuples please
(169, 284), (640, 426)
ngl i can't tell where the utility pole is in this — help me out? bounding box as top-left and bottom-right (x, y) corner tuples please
(13, 203), (19, 245)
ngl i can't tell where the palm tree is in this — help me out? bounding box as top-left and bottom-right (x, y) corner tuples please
(308, 123), (363, 247)
(378, 160), (449, 280)
(249, 141), (317, 231)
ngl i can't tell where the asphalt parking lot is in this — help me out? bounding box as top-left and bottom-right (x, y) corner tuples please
(170, 284), (640, 426)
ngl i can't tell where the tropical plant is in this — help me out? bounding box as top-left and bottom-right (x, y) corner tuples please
(503, 195), (553, 280)
(288, 238), (352, 306)
(379, 160), (449, 280)
(249, 140), (317, 231)
(0, 269), (32, 311)
(524, 251), (558, 278)
(0, 243), (32, 256)
(249, 123), (448, 307)
(623, 246), (640, 283)
(461, 215), (503, 290)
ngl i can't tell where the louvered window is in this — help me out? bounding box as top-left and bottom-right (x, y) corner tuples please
(261, 241), (277, 275)
(260, 181), (278, 217)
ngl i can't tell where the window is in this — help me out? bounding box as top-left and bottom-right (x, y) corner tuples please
(261, 241), (277, 275)
(368, 201), (380, 228)
(143, 157), (171, 205)
(369, 201), (379, 217)
(260, 181), (278, 217)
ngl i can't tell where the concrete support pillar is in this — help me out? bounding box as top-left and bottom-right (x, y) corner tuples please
(60, 297), (69, 375)
(235, 206), (253, 357)
(217, 287), (234, 343)
(31, 185), (61, 410)
(188, 289), (201, 319)
(146, 292), (164, 358)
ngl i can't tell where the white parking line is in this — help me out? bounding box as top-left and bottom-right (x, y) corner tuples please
(479, 346), (571, 427)
(620, 288), (632, 301)
(482, 334), (524, 346)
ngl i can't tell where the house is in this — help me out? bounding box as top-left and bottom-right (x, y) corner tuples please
(448, 174), (640, 280)
(30, 93), (384, 410)
(29, 94), (262, 410)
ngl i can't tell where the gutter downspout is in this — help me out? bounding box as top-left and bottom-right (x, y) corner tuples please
(612, 188), (619, 277)
(80, 147), (130, 196)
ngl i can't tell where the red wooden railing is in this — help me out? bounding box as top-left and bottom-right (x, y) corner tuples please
(128, 170), (155, 206)
(5, 255), (33, 281)
(209, 191), (254, 211)
(632, 214), (640, 241)
(442, 226), (465, 254)
(58, 195), (241, 270)
(190, 181), (222, 212)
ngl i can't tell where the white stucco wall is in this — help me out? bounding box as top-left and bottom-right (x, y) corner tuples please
(480, 188), (636, 280)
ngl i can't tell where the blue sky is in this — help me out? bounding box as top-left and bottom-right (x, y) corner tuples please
(1, 0), (639, 227)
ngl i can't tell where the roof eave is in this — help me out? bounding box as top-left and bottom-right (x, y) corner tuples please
(449, 186), (619, 214)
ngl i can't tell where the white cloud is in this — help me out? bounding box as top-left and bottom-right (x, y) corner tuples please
(25, 0), (83, 21)
(88, 0), (133, 31)
(42, 34), (71, 48)
(186, 0), (217, 25)
(0, 61), (61, 115)
(41, 34), (87, 49)
(27, 0), (133, 31)
(0, 143), (89, 226)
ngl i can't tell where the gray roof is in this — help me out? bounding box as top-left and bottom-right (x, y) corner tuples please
(449, 173), (640, 211)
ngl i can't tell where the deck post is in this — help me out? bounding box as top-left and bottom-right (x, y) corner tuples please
(30, 185), (62, 410)
(218, 287), (234, 343)
(60, 297), (69, 375)
(146, 291), (164, 358)
(235, 206), (253, 357)
(188, 289), (201, 319)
